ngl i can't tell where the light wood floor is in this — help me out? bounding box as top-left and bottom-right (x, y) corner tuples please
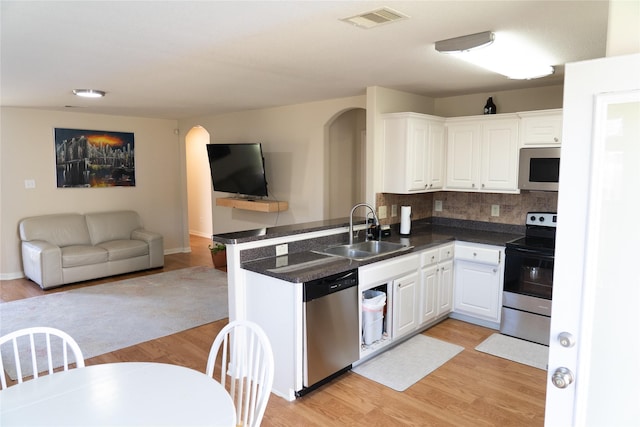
(0, 235), (546, 426)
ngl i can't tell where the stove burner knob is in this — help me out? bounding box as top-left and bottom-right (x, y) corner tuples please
(539, 217), (545, 222)
(530, 215), (537, 222)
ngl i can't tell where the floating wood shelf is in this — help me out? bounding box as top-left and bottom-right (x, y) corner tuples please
(216, 197), (289, 213)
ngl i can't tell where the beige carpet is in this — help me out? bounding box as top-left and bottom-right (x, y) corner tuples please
(352, 334), (464, 391)
(0, 266), (228, 378)
(475, 333), (548, 370)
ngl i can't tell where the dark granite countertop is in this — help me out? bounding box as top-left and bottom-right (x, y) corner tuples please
(240, 218), (524, 283)
(213, 217), (355, 245)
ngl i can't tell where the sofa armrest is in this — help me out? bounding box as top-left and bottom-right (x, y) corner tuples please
(21, 240), (63, 289)
(131, 229), (164, 268)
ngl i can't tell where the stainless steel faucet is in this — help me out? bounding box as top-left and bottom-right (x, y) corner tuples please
(349, 203), (380, 245)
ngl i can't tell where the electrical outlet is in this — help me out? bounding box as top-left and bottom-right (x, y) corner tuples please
(275, 244), (288, 256)
(378, 205), (387, 219)
(491, 204), (500, 217)
(391, 204), (398, 217)
(24, 179), (36, 189)
(435, 200), (443, 212)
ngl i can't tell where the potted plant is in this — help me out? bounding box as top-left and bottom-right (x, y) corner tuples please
(208, 242), (227, 268)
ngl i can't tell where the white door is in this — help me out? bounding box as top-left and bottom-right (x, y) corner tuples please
(545, 54), (640, 426)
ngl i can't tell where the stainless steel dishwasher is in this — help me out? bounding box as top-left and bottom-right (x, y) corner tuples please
(299, 269), (359, 396)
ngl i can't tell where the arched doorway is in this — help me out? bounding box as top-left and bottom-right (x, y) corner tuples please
(185, 126), (212, 238)
(325, 108), (366, 219)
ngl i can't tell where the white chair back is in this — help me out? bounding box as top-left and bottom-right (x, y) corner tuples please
(0, 326), (85, 389)
(206, 320), (274, 427)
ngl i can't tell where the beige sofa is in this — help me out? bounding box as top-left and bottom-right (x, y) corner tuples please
(19, 210), (164, 289)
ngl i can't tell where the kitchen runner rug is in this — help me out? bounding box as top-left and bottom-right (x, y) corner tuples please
(475, 333), (548, 370)
(0, 266), (228, 379)
(352, 334), (464, 392)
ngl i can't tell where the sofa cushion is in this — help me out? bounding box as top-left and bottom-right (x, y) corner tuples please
(61, 245), (108, 268)
(19, 214), (92, 247)
(85, 211), (143, 245)
(98, 239), (149, 261)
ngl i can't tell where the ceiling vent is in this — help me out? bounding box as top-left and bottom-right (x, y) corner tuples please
(341, 7), (408, 29)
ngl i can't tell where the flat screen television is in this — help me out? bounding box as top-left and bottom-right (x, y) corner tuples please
(206, 143), (268, 198)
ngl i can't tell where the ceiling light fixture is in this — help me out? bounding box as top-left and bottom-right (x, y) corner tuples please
(435, 31), (555, 80)
(435, 31), (495, 53)
(72, 89), (106, 98)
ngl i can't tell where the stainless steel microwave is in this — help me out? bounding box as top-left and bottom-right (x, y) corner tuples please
(518, 147), (561, 191)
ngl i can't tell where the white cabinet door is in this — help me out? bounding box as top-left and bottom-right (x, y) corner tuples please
(420, 264), (438, 324)
(437, 260), (454, 315)
(445, 122), (480, 190)
(480, 119), (519, 191)
(392, 271), (419, 339)
(427, 121), (446, 190)
(453, 260), (501, 322)
(445, 116), (520, 193)
(382, 113), (446, 193)
(519, 109), (562, 146)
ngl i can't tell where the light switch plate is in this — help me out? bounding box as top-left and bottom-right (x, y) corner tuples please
(491, 204), (500, 217)
(275, 244), (288, 256)
(435, 200), (443, 212)
(391, 204), (398, 217)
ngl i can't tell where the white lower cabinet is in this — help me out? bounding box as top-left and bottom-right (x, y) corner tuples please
(419, 244), (454, 325)
(358, 253), (419, 358)
(392, 271), (419, 339)
(452, 242), (505, 328)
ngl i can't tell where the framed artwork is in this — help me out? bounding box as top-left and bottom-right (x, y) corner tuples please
(55, 128), (135, 188)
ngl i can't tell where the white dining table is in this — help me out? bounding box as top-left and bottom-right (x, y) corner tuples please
(0, 362), (236, 426)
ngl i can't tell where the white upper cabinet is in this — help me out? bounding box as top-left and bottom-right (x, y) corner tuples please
(519, 109), (563, 146)
(445, 115), (520, 193)
(381, 112), (445, 193)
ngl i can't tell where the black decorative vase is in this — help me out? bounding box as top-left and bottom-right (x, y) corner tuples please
(484, 97), (497, 114)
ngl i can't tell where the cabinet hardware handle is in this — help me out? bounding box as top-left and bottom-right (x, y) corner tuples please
(554, 137), (559, 142)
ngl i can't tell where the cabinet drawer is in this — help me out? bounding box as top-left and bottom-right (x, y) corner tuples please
(421, 248), (439, 266)
(359, 253), (419, 286)
(438, 244), (454, 261)
(455, 245), (500, 265)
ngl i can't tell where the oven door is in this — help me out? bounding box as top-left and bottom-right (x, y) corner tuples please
(504, 246), (554, 299)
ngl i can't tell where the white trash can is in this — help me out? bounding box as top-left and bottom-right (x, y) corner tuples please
(362, 290), (386, 345)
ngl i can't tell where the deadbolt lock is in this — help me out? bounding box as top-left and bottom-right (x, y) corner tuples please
(558, 332), (576, 348)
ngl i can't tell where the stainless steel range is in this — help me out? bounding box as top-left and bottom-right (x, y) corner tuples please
(500, 212), (556, 346)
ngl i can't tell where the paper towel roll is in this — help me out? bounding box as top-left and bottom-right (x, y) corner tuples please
(400, 205), (411, 235)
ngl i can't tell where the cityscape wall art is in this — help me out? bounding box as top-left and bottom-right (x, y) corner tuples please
(54, 128), (135, 188)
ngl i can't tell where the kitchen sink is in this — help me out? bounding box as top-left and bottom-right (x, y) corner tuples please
(318, 241), (413, 261)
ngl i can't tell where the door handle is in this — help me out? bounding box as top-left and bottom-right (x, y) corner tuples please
(551, 367), (574, 389)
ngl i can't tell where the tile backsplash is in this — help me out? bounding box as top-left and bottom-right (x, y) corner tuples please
(377, 191), (557, 226)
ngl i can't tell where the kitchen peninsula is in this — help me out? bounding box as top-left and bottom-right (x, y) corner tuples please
(214, 217), (523, 401)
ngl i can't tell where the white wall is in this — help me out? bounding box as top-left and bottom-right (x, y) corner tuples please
(0, 107), (184, 279)
(178, 95), (366, 234)
(434, 85), (564, 117)
(186, 126), (213, 238)
(607, 0), (640, 56)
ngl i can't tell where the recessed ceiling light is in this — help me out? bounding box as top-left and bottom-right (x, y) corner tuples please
(72, 89), (106, 98)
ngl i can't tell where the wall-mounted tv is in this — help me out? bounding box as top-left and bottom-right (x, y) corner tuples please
(206, 143), (268, 198)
